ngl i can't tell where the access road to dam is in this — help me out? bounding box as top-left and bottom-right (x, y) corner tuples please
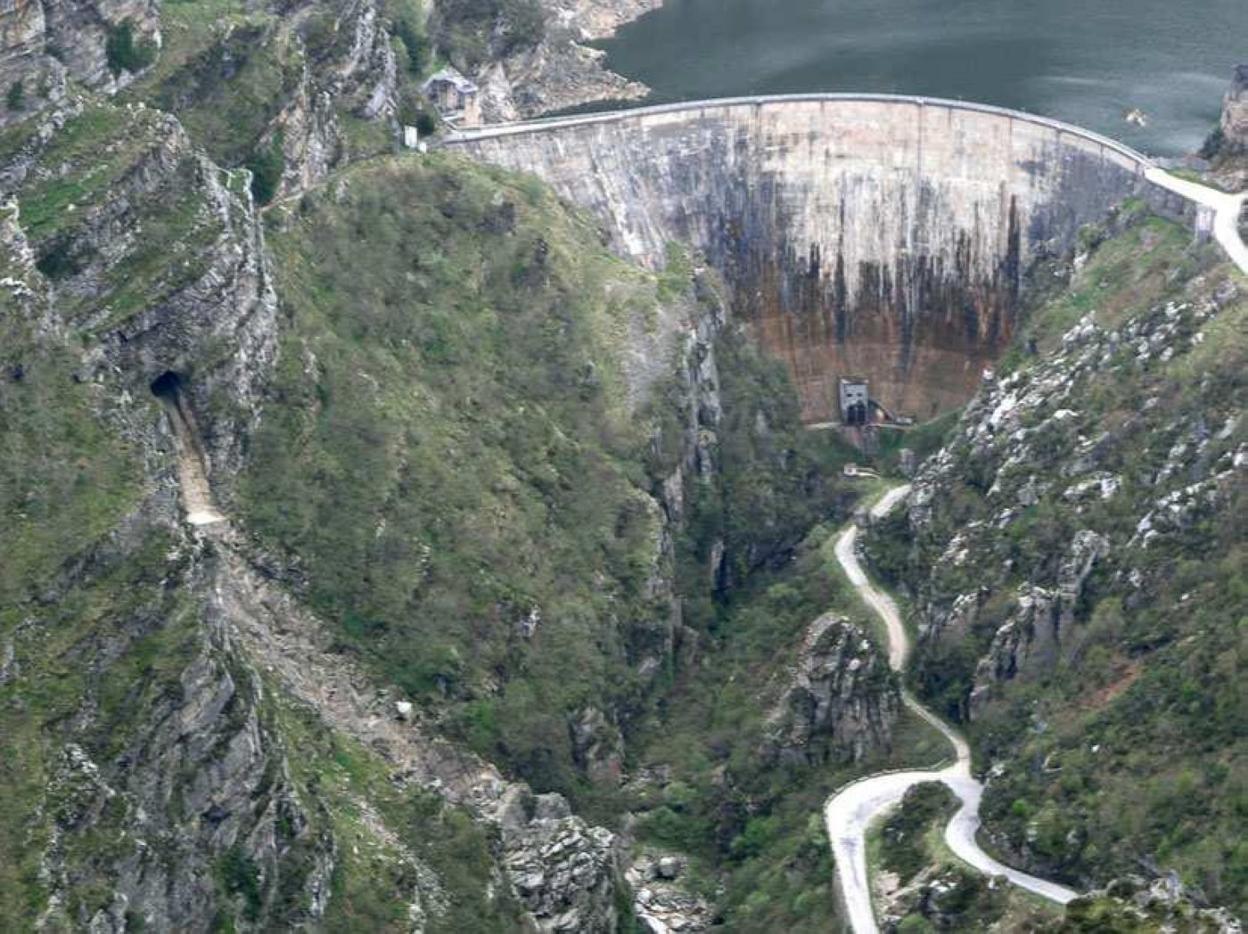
(826, 485), (1077, 933)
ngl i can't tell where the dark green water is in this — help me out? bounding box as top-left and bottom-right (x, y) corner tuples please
(598, 0), (1245, 157)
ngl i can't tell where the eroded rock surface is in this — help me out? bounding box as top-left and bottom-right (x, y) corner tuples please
(0, 0), (160, 127)
(764, 614), (898, 766)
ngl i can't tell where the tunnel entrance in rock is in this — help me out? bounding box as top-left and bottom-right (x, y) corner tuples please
(150, 370), (184, 399)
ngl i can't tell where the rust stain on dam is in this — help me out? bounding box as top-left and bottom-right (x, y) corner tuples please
(446, 96), (1184, 423)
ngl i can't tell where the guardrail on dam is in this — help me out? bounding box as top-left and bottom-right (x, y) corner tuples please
(443, 94), (1228, 423)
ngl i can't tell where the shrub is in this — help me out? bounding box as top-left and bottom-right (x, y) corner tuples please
(217, 846), (263, 921)
(394, 17), (430, 75)
(435, 0), (545, 68)
(246, 137), (285, 205)
(105, 21), (157, 76)
(414, 110), (438, 137)
(6, 81), (24, 112)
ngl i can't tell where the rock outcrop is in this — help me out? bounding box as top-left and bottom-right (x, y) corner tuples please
(0, 0), (160, 127)
(1207, 65), (1248, 191)
(627, 851), (714, 933)
(764, 614), (898, 766)
(1068, 876), (1244, 933)
(968, 530), (1108, 711)
(2, 498), (338, 932)
(2, 98), (277, 492)
(453, 0), (658, 122)
(1216, 65), (1248, 158)
(267, 0), (400, 196)
(217, 542), (624, 932)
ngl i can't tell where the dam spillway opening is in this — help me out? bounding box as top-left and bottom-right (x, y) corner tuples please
(447, 96), (1197, 425)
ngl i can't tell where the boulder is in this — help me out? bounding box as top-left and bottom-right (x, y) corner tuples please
(763, 615), (899, 766)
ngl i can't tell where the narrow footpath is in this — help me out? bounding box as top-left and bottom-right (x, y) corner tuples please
(823, 485), (1078, 933)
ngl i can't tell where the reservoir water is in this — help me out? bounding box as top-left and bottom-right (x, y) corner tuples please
(597, 0), (1245, 157)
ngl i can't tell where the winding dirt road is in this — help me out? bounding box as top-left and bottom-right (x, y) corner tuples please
(824, 485), (1078, 933)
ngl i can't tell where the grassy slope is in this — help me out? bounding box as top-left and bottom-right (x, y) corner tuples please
(240, 152), (686, 802)
(0, 111), (526, 929)
(869, 209), (1248, 913)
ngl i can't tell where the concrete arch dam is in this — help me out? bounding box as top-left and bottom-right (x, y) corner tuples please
(445, 94), (1202, 424)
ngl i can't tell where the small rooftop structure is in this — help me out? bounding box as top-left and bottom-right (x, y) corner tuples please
(422, 67), (481, 128)
(838, 378), (869, 426)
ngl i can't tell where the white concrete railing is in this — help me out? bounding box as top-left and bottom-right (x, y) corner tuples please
(443, 93), (1248, 274)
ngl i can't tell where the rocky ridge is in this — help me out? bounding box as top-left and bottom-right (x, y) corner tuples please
(763, 614), (898, 767)
(0, 0), (160, 128)
(216, 538), (623, 931)
(443, 0), (658, 122)
(864, 208), (1247, 912)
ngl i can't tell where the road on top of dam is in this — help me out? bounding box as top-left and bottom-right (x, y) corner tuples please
(445, 94), (1248, 277)
(824, 485), (1078, 933)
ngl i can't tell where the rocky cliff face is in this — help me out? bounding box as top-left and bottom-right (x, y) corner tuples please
(265, 0), (399, 195)
(16, 525), (336, 932)
(439, 0), (657, 122)
(863, 207), (1247, 912)
(764, 614), (898, 766)
(2, 97), (277, 489)
(1207, 65), (1248, 191)
(1217, 65), (1248, 157)
(138, 0), (403, 200)
(0, 0), (160, 127)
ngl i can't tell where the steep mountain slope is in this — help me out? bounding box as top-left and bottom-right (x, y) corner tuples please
(864, 203), (1247, 917)
(2, 1), (1246, 929)
(0, 98), (541, 930)
(0, 79), (893, 930)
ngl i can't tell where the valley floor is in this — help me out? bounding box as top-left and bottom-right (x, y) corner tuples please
(824, 485), (1077, 933)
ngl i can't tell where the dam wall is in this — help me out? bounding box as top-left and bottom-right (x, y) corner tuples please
(446, 95), (1184, 422)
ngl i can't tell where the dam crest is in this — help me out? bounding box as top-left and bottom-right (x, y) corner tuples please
(445, 94), (1232, 423)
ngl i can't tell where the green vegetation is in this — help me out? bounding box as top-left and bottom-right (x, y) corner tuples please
(122, 0), (317, 171)
(619, 490), (949, 930)
(6, 80), (23, 112)
(868, 208), (1248, 913)
(242, 154), (686, 801)
(391, 0), (431, 76)
(998, 207), (1193, 366)
(434, 0), (546, 70)
(14, 103), (162, 240)
(875, 782), (957, 882)
(271, 695), (526, 931)
(0, 279), (141, 609)
(106, 20), (158, 76)
(247, 133), (285, 204)
(9, 102), (227, 331)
